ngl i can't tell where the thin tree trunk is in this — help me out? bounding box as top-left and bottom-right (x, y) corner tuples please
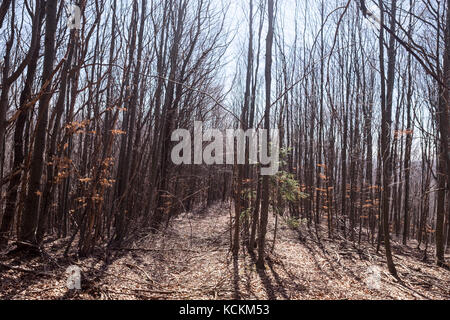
(257, 0), (274, 270)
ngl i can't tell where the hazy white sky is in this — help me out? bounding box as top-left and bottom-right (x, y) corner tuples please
(221, 0), (313, 100)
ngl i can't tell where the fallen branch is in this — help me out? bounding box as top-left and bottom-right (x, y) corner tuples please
(0, 262), (52, 276)
(124, 263), (155, 284)
(113, 247), (201, 253)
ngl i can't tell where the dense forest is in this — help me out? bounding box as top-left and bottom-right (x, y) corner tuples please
(0, 0), (449, 300)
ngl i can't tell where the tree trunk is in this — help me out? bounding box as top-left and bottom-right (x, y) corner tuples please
(256, 0), (274, 270)
(19, 0), (58, 249)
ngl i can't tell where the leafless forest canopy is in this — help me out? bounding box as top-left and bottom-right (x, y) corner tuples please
(0, 0), (449, 299)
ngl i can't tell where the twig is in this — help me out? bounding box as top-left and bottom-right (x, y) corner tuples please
(124, 263), (155, 284)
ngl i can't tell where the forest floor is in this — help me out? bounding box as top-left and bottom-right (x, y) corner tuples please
(1, 202), (449, 300)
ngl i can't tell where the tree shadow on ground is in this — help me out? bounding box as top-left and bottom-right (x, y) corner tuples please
(232, 255), (242, 299)
(266, 258), (289, 299)
(246, 253), (276, 299)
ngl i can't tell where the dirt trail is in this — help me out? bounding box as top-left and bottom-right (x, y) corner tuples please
(1, 203), (449, 300)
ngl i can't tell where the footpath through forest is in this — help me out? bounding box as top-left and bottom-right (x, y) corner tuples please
(1, 203), (449, 299)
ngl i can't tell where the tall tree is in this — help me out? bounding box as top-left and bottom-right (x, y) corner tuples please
(379, 0), (398, 277)
(435, 0), (450, 267)
(0, 0), (44, 247)
(19, 0), (58, 250)
(257, 0), (275, 269)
